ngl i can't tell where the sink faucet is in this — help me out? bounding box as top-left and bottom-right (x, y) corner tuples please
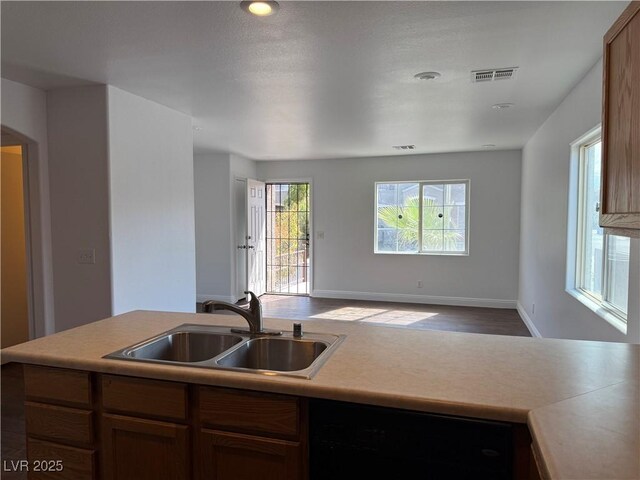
(202, 291), (281, 336)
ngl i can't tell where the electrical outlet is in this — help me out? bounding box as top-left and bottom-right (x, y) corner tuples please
(317, 231), (325, 240)
(417, 280), (423, 288)
(78, 248), (96, 265)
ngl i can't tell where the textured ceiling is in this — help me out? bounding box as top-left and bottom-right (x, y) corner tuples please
(1, 1), (627, 160)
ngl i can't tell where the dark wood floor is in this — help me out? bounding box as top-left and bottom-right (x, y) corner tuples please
(2, 296), (528, 475)
(200, 294), (531, 337)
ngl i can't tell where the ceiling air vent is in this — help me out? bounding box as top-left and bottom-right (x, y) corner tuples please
(471, 67), (518, 83)
(392, 145), (416, 151)
(473, 70), (494, 83)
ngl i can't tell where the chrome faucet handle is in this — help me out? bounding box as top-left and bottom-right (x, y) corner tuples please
(206, 291), (282, 336)
(243, 291), (261, 314)
(239, 291), (281, 336)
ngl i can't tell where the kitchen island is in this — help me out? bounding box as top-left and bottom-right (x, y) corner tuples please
(2, 310), (638, 479)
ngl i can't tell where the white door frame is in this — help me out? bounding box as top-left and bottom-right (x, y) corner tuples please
(246, 178), (266, 297)
(232, 176), (248, 302)
(263, 178), (314, 295)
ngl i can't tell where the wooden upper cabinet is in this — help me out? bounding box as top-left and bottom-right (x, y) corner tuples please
(601, 1), (640, 235)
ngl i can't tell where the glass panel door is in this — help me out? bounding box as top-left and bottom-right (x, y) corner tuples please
(266, 183), (310, 295)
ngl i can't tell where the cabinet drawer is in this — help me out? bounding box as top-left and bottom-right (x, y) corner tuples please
(102, 375), (188, 421)
(26, 402), (94, 446)
(24, 366), (91, 408)
(199, 387), (299, 439)
(27, 438), (96, 480)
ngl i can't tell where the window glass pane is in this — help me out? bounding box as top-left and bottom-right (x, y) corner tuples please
(580, 141), (604, 297)
(377, 206), (398, 229)
(377, 183), (397, 206)
(398, 183), (420, 205)
(444, 230), (466, 252)
(606, 235), (630, 315)
(422, 230), (443, 251)
(423, 184), (444, 206)
(377, 229), (397, 252)
(398, 229), (418, 252)
(444, 183), (466, 205)
(399, 206), (419, 231)
(376, 183), (419, 252)
(444, 206), (466, 230)
(422, 206), (444, 230)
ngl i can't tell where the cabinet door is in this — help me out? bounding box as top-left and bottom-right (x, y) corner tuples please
(601, 1), (640, 232)
(102, 414), (189, 480)
(200, 429), (302, 480)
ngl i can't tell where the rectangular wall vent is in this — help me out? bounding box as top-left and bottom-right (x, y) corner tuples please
(392, 145), (416, 150)
(471, 67), (518, 83)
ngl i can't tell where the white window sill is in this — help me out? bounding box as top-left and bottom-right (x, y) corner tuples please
(374, 251), (469, 257)
(566, 288), (627, 334)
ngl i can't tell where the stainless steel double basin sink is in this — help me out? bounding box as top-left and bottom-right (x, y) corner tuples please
(104, 324), (344, 379)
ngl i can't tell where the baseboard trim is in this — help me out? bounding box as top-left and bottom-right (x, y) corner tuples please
(311, 289), (517, 309)
(196, 294), (237, 304)
(516, 301), (542, 338)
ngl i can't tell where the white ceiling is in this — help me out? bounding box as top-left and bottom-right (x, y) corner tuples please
(1, 1), (627, 160)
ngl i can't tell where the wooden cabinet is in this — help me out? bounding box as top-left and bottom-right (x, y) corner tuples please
(101, 375), (188, 422)
(198, 387), (306, 480)
(25, 402), (94, 446)
(600, 1), (640, 235)
(21, 367), (305, 480)
(24, 365), (92, 408)
(21, 365), (533, 480)
(199, 387), (300, 439)
(26, 438), (96, 480)
(200, 429), (302, 480)
(23, 366), (97, 480)
(101, 414), (190, 480)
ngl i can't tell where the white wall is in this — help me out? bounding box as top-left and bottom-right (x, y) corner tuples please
(194, 152), (257, 302)
(47, 86), (113, 332)
(108, 86), (196, 314)
(194, 153), (233, 301)
(257, 150), (522, 307)
(1, 78), (55, 337)
(519, 59), (640, 343)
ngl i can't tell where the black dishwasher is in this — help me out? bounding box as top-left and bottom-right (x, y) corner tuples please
(310, 399), (513, 480)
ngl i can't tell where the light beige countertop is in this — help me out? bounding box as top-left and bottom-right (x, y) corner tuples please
(2, 310), (639, 479)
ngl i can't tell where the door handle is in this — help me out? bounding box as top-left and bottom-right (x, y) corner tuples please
(237, 245), (247, 249)
(247, 245), (255, 249)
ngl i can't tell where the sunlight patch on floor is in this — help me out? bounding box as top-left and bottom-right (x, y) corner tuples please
(310, 307), (438, 325)
(361, 310), (438, 325)
(310, 307), (387, 321)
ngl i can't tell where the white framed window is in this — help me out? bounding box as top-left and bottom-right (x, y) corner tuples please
(572, 130), (630, 327)
(375, 180), (469, 255)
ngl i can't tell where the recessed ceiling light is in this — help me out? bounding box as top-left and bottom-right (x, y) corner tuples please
(414, 71), (441, 81)
(482, 144), (496, 148)
(240, 1), (279, 16)
(492, 103), (514, 110)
